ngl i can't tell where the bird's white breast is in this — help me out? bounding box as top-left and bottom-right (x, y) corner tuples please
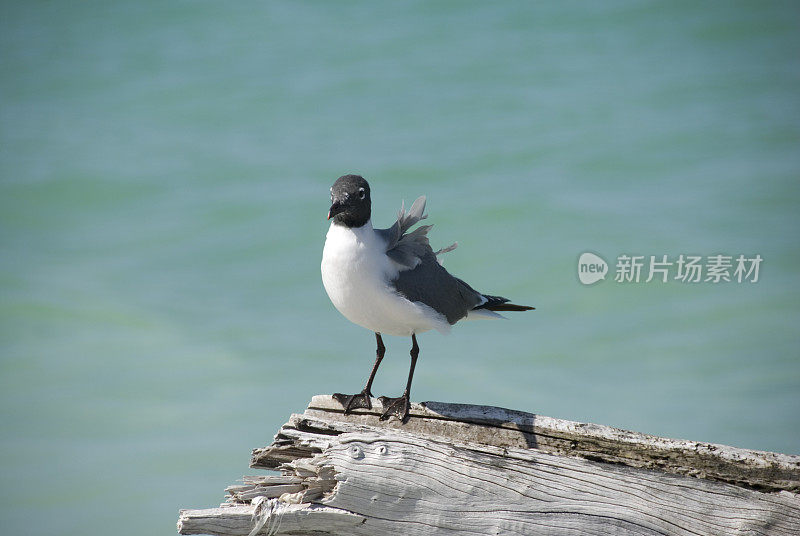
(321, 221), (449, 336)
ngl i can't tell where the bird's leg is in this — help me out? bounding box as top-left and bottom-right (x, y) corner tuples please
(379, 333), (419, 423)
(333, 332), (385, 413)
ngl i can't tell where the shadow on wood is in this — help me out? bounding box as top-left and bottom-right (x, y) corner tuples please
(178, 395), (800, 535)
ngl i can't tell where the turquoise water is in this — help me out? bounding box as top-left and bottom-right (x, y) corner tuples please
(2, 2), (799, 534)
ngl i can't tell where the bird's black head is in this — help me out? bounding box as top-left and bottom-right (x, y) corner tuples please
(328, 174), (371, 228)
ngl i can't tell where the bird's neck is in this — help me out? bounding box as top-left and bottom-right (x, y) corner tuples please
(333, 214), (372, 230)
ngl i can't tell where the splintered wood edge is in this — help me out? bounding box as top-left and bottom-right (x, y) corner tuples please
(178, 504), (365, 536)
(284, 394), (800, 493)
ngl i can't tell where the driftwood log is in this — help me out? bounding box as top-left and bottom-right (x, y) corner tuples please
(178, 395), (800, 535)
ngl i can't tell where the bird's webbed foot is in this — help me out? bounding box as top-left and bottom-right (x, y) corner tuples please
(378, 393), (411, 423)
(333, 390), (373, 413)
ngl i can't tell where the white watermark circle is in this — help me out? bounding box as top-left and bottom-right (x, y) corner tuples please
(578, 252), (608, 285)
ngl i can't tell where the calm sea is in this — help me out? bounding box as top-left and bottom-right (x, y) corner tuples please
(1, 2), (798, 534)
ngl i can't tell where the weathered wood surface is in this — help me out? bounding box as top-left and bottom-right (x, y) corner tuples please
(178, 395), (800, 536)
(178, 503), (365, 536)
(257, 395), (800, 493)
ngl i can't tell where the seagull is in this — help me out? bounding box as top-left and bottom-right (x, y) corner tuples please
(321, 174), (534, 423)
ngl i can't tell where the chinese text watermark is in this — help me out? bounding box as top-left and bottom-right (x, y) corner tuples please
(578, 253), (762, 285)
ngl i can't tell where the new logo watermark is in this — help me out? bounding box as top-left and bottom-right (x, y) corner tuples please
(578, 252), (608, 285)
(578, 253), (762, 285)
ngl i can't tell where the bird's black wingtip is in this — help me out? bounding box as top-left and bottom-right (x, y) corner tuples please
(475, 294), (535, 312)
(485, 303), (535, 312)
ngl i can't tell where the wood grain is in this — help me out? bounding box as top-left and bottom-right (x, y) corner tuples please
(179, 395), (800, 535)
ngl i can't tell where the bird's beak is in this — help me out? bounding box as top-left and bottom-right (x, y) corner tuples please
(328, 200), (344, 220)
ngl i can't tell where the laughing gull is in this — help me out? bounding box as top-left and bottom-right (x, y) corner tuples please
(321, 174), (534, 423)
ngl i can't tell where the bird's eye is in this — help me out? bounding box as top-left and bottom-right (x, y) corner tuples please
(358, 187), (366, 200)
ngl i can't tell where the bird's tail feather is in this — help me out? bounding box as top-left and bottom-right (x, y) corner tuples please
(475, 294), (535, 312)
(466, 308), (507, 320)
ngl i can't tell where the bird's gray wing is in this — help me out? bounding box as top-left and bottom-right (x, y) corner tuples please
(391, 251), (485, 325)
(375, 196), (457, 270)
